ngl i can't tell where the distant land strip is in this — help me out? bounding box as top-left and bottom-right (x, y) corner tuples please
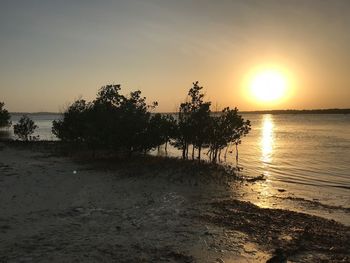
(10, 108), (350, 115)
(10, 112), (62, 115)
(240, 108), (350, 114)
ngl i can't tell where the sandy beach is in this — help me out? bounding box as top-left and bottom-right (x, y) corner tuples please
(0, 142), (349, 262)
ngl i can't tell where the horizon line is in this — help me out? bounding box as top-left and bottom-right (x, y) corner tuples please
(9, 108), (350, 115)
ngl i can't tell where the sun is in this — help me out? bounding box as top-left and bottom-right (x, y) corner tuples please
(250, 70), (287, 102)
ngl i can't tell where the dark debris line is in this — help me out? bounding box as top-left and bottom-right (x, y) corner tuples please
(200, 199), (350, 262)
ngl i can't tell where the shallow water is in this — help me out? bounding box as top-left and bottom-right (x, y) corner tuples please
(239, 114), (350, 191)
(5, 113), (61, 141)
(3, 113), (350, 224)
(239, 114), (350, 224)
(158, 113), (350, 224)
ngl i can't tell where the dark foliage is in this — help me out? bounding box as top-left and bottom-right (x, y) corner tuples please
(146, 113), (177, 153)
(172, 81), (251, 163)
(13, 115), (38, 141)
(52, 99), (89, 143)
(53, 85), (158, 154)
(0, 102), (11, 128)
(207, 107), (251, 163)
(52, 82), (250, 162)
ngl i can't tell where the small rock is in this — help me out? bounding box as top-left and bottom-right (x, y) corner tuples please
(277, 189), (286, 192)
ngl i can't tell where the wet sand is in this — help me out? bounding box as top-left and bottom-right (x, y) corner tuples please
(0, 142), (349, 262)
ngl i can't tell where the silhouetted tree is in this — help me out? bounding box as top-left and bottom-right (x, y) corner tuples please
(52, 85), (157, 155)
(172, 82), (251, 163)
(52, 82), (250, 163)
(231, 118), (251, 164)
(191, 102), (211, 160)
(172, 101), (192, 159)
(207, 107), (250, 163)
(14, 115), (38, 141)
(88, 85), (124, 151)
(0, 102), (11, 128)
(146, 113), (177, 153)
(52, 99), (89, 143)
(188, 82), (211, 160)
(117, 90), (156, 153)
(172, 81), (212, 160)
(142, 113), (164, 153)
(95, 84), (124, 106)
(160, 114), (177, 153)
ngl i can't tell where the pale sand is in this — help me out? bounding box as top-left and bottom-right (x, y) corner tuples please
(0, 142), (349, 262)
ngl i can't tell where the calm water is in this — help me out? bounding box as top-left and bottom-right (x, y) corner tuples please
(240, 114), (350, 191)
(6, 113), (61, 141)
(3, 113), (350, 223)
(236, 114), (350, 224)
(160, 113), (350, 224)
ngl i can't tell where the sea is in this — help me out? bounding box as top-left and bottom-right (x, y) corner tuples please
(3, 113), (350, 224)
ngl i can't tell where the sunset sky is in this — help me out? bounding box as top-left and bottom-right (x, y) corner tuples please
(1, 0), (350, 112)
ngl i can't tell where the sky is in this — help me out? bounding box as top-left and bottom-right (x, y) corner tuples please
(1, 0), (350, 112)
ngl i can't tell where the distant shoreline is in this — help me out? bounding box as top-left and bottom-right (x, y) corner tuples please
(10, 112), (62, 116)
(240, 108), (350, 115)
(10, 108), (350, 115)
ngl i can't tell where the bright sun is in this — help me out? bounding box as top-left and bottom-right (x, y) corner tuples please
(250, 70), (287, 102)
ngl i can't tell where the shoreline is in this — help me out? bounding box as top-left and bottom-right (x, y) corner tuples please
(0, 142), (349, 262)
(8, 108), (350, 115)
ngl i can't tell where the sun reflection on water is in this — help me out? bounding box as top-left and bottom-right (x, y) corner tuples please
(261, 114), (274, 166)
(249, 114), (276, 208)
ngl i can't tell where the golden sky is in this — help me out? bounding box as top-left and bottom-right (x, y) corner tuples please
(1, 0), (350, 112)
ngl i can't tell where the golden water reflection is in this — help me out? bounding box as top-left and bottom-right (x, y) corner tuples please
(261, 114), (274, 165)
(251, 115), (276, 208)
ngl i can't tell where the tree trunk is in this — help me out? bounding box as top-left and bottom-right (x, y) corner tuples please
(192, 145), (195, 160)
(198, 145), (202, 161)
(236, 143), (239, 165)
